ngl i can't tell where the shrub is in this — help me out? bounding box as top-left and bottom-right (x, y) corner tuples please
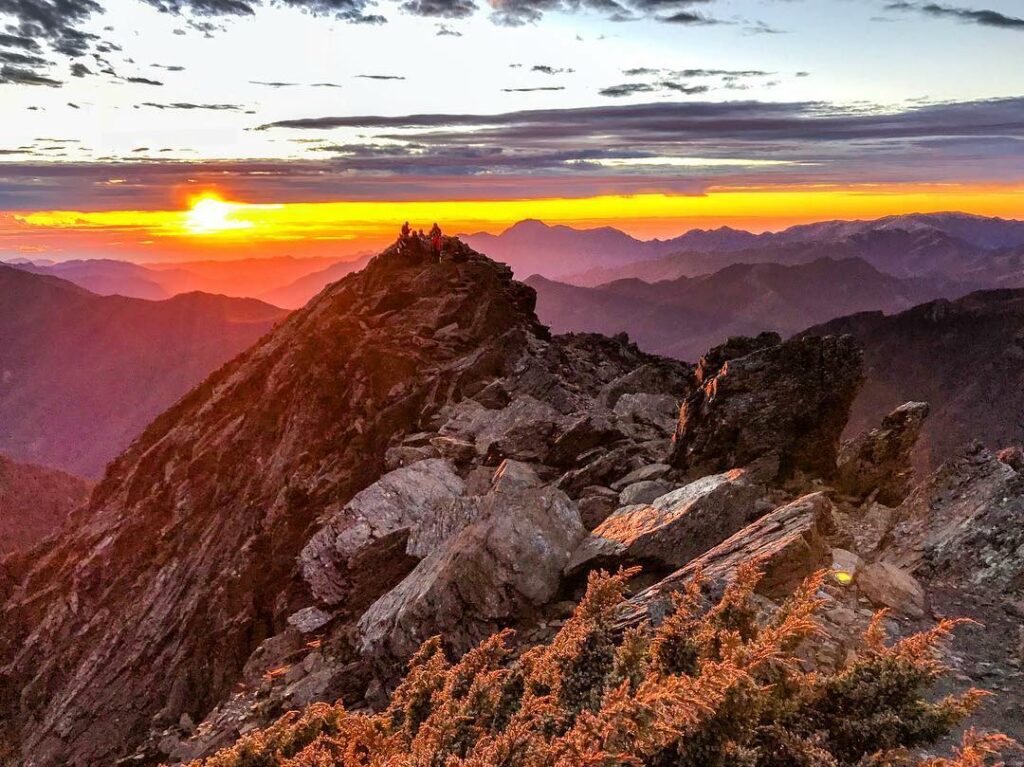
(186, 563), (1009, 767)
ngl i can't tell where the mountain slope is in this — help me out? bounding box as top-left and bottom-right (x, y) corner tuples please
(11, 256), (341, 301)
(12, 259), (174, 300)
(801, 288), (1024, 471)
(0, 454), (91, 555)
(260, 253), (374, 308)
(0, 235), (691, 767)
(0, 266), (288, 476)
(529, 257), (964, 360)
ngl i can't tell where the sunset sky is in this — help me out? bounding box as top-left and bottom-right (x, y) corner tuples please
(2, 0), (1023, 262)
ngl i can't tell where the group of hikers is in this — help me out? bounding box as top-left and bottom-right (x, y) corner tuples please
(399, 221), (445, 261)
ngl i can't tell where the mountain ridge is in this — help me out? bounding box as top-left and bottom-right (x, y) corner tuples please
(0, 265), (288, 476)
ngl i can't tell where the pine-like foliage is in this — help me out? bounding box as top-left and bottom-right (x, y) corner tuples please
(187, 564), (1009, 767)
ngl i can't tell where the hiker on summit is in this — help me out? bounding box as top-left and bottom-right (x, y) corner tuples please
(430, 223), (443, 261)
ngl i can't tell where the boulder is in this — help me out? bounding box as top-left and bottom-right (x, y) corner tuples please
(547, 412), (625, 467)
(829, 548), (864, 586)
(669, 334), (863, 482)
(437, 395), (566, 464)
(836, 401), (930, 505)
(857, 561), (925, 618)
(617, 492), (836, 630)
(611, 463), (672, 491)
(300, 459), (475, 609)
(598, 363), (691, 409)
(577, 486), (619, 530)
(567, 469), (766, 575)
(694, 332), (781, 384)
(612, 393), (679, 439)
(618, 480), (674, 506)
(357, 478), (585, 678)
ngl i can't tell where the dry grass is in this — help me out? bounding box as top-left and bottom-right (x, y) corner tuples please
(187, 563), (1010, 767)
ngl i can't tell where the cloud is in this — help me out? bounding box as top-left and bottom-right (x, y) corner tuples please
(886, 2), (1024, 29)
(660, 9), (719, 24)
(0, 32), (40, 50)
(141, 101), (243, 109)
(401, 0), (476, 17)
(600, 77), (710, 97)
(356, 73), (406, 80)
(253, 97), (1024, 190)
(250, 79), (343, 87)
(501, 85), (565, 91)
(123, 75), (164, 85)
(599, 82), (655, 97)
(531, 64), (573, 74)
(0, 63), (60, 85)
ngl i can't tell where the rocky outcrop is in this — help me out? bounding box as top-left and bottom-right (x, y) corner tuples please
(618, 492), (836, 629)
(0, 454), (91, 556)
(566, 468), (766, 575)
(882, 443), (1024, 590)
(299, 459), (474, 613)
(357, 466), (585, 678)
(856, 560), (925, 617)
(670, 335), (864, 481)
(836, 401), (929, 505)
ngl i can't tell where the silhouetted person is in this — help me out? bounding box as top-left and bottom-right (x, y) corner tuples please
(430, 223), (442, 261)
(400, 221), (411, 241)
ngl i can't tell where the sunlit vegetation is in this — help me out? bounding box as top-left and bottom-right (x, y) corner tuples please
(187, 564), (1010, 767)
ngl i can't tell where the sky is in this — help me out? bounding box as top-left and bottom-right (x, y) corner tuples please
(1, 0), (1023, 261)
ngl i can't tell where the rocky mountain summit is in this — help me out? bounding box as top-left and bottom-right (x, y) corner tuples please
(1, 233), (1022, 767)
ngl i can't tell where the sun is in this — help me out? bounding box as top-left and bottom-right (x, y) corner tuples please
(184, 194), (252, 235)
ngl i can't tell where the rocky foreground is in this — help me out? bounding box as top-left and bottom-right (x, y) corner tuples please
(1, 234), (1022, 766)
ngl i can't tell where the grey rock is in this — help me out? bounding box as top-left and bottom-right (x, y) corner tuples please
(286, 606), (333, 634)
(618, 491), (836, 630)
(857, 561), (925, 618)
(300, 459), (474, 607)
(610, 463), (671, 492)
(567, 469), (765, 575)
(358, 483), (585, 678)
(670, 334), (863, 482)
(618, 480), (674, 506)
(836, 401), (930, 505)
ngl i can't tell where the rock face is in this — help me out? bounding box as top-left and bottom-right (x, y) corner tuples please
(0, 235), (689, 767)
(883, 443), (1024, 589)
(617, 492), (836, 629)
(358, 467), (585, 678)
(566, 469), (766, 575)
(836, 401), (929, 505)
(670, 335), (864, 481)
(0, 454), (91, 556)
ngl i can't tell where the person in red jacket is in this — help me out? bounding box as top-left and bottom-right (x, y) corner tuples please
(429, 223), (443, 261)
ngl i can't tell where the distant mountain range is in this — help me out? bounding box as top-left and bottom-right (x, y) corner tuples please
(802, 288), (1024, 472)
(9, 255), (365, 308)
(0, 266), (288, 477)
(0, 453), (91, 555)
(528, 256), (968, 360)
(466, 213), (1024, 284)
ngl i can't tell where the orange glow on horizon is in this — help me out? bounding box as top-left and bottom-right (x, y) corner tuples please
(8, 181), (1024, 260)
